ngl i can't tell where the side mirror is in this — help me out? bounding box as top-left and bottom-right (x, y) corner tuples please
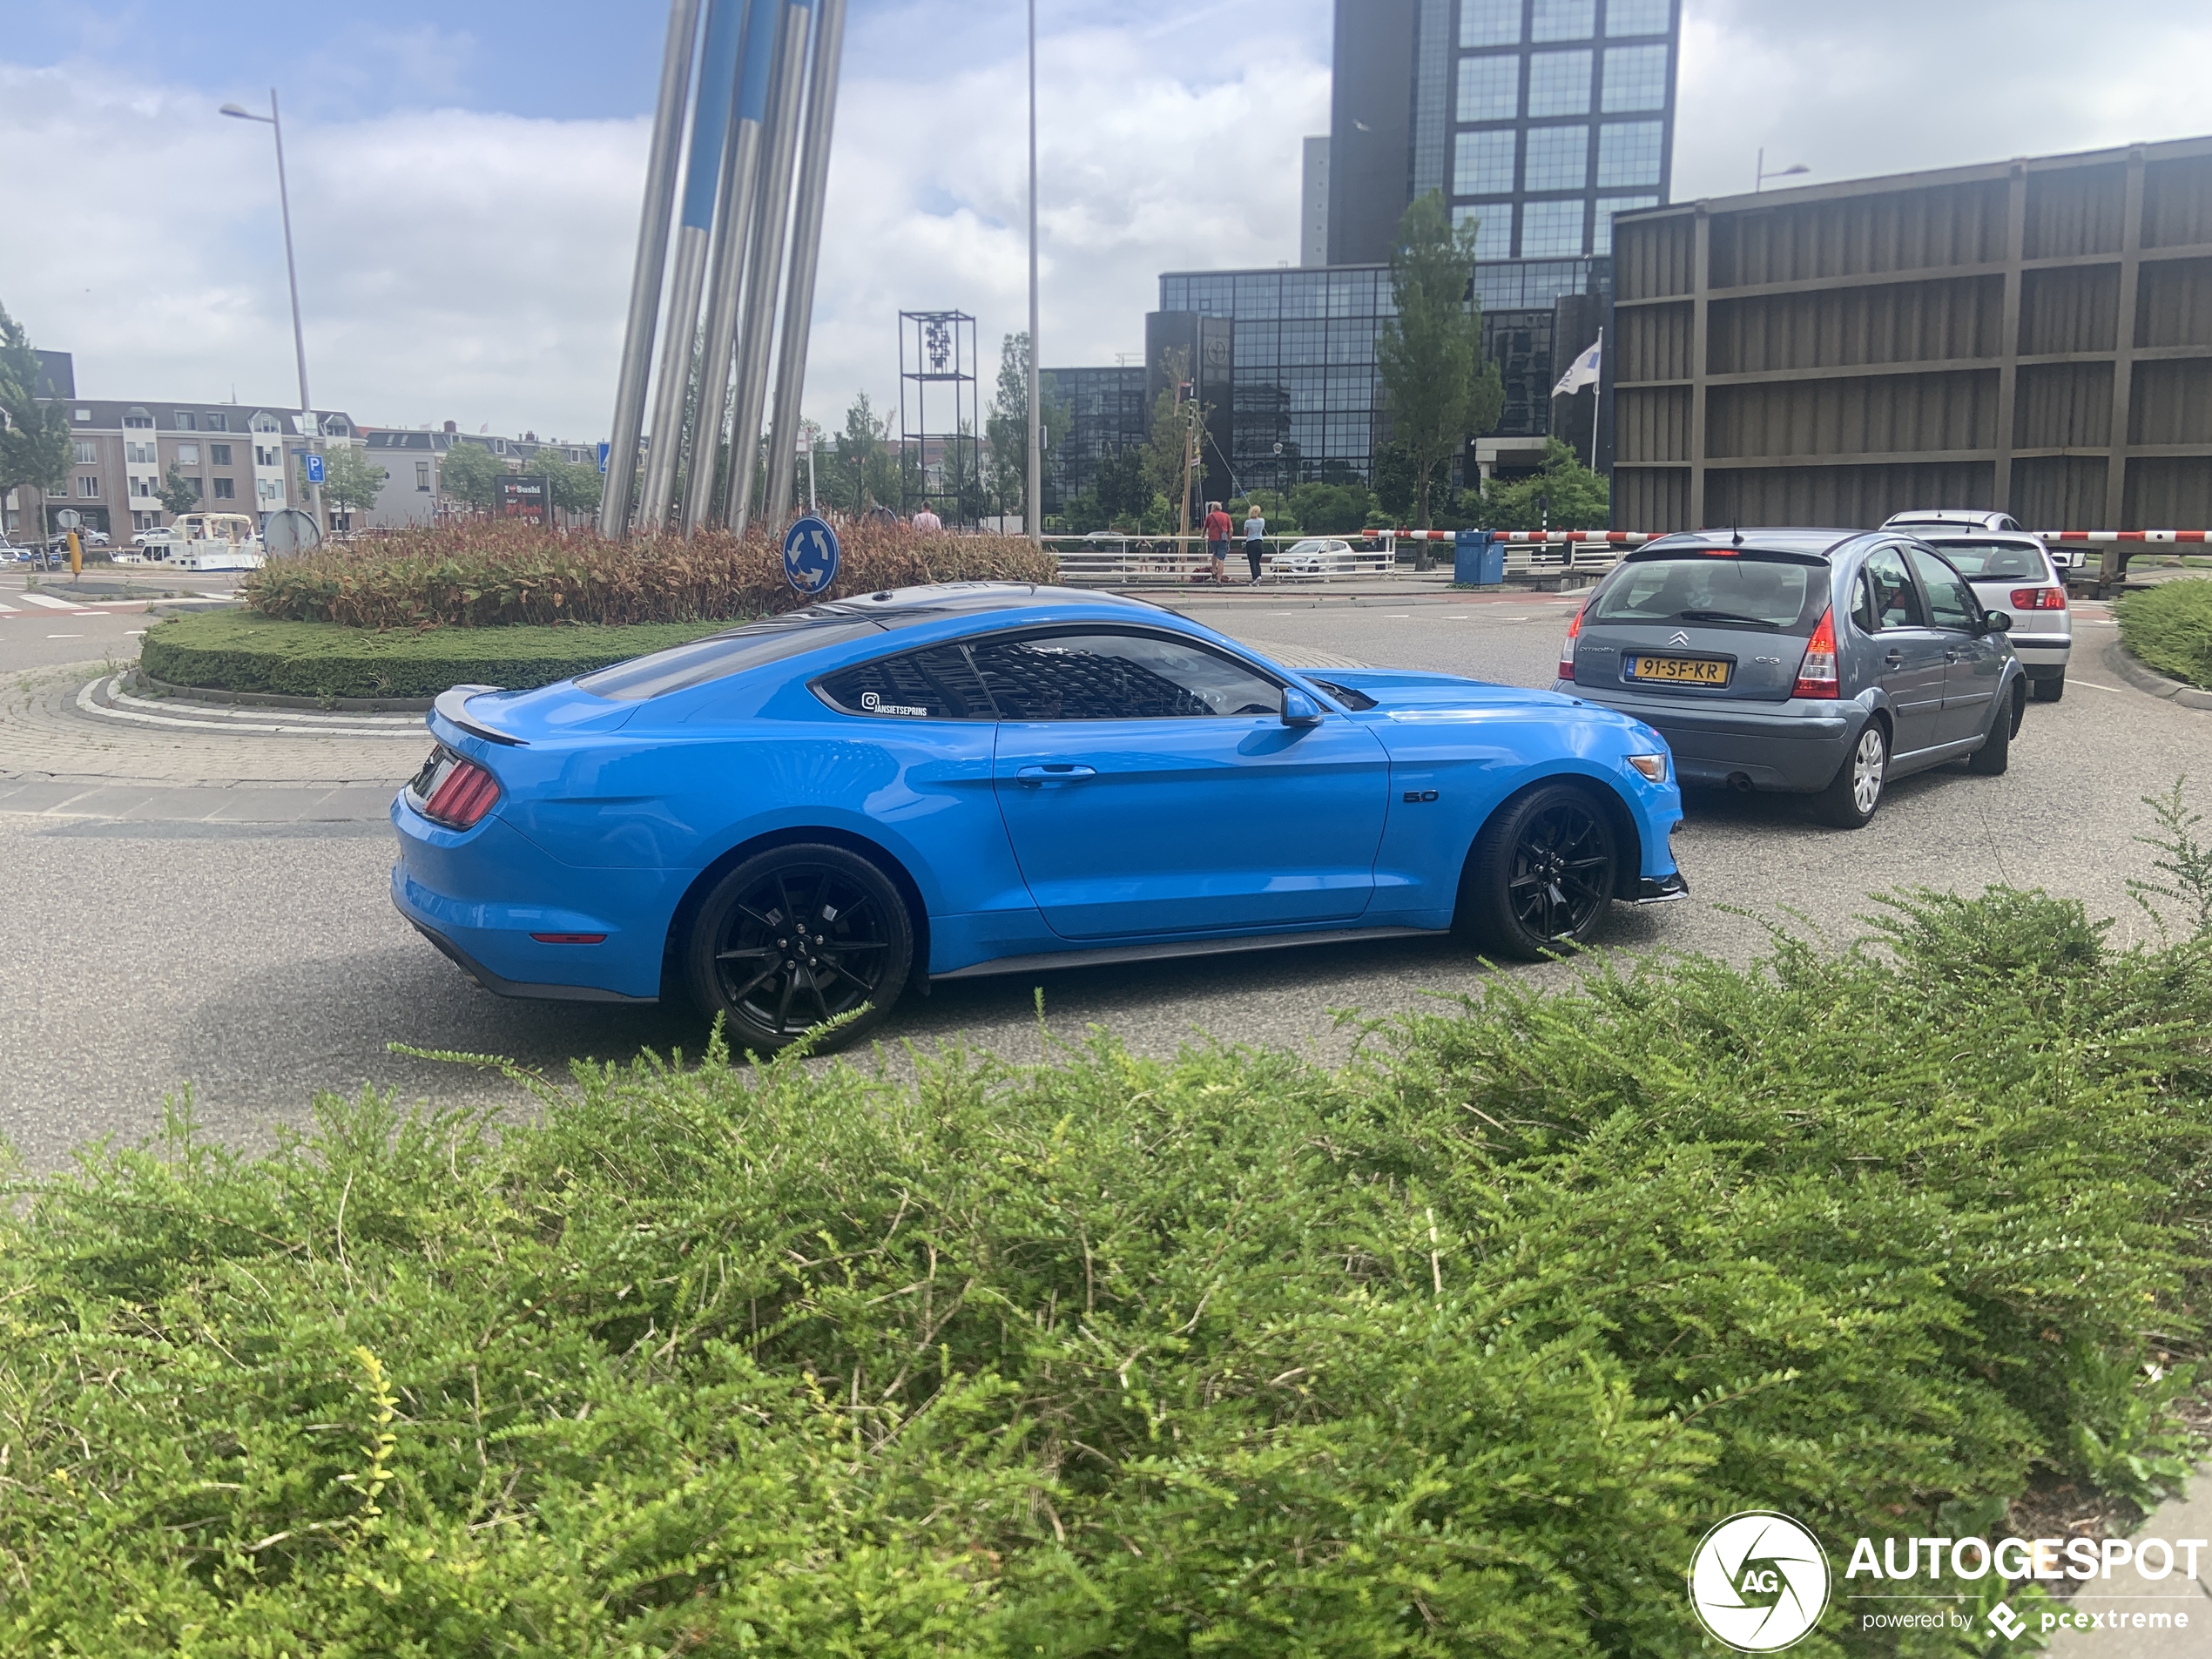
(1281, 687), (1324, 726)
(1983, 610), (2013, 633)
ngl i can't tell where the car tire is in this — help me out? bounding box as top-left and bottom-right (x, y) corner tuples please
(1812, 719), (1887, 829)
(1457, 783), (1619, 961)
(2032, 671), (2065, 704)
(685, 843), (914, 1055)
(1969, 685), (2020, 776)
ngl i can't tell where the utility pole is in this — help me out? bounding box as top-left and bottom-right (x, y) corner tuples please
(220, 90), (323, 534)
(1024, 0), (1041, 546)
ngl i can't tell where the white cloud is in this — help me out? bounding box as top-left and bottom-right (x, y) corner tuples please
(0, 26), (1327, 447)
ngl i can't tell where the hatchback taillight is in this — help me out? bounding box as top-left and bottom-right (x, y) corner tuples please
(1793, 607), (1839, 699)
(1559, 604), (1587, 681)
(2009, 586), (2067, 610)
(421, 758), (502, 828)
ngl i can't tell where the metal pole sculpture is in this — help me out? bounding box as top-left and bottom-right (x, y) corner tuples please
(597, 0), (701, 539)
(682, 0), (781, 535)
(641, 0), (745, 532)
(722, 0), (815, 535)
(1025, 0), (1041, 545)
(764, 0), (848, 524)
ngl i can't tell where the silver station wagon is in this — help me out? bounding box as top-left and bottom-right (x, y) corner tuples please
(1554, 529), (2028, 828)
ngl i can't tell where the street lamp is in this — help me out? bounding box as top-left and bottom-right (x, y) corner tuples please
(220, 90), (323, 532)
(1024, 0), (1041, 547)
(1755, 147), (1811, 192)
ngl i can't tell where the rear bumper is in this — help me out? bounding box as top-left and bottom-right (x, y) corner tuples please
(401, 911), (658, 1003)
(2010, 637), (2071, 672)
(1558, 684), (1860, 793)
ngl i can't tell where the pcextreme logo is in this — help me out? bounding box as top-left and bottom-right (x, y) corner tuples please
(1688, 1512), (1832, 1651)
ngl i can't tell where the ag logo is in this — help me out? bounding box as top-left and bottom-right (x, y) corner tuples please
(1687, 1512), (1831, 1651)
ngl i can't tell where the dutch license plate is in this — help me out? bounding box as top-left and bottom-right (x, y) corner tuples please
(1628, 655), (1730, 686)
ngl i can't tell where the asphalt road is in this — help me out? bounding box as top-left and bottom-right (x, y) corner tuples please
(0, 581), (2205, 1172)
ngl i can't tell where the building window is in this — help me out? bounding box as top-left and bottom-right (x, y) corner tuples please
(133, 511), (157, 531)
(1521, 199), (1587, 257)
(124, 409), (152, 428)
(1597, 120), (1664, 187)
(1455, 53), (1519, 121)
(1453, 205), (1514, 260)
(206, 414), (227, 432)
(125, 442), (153, 464)
(1531, 0), (1595, 41)
(210, 443), (232, 466)
(78, 476), (99, 498)
(252, 413), (281, 434)
(254, 444), (280, 468)
(1594, 194), (1660, 253)
(1459, 0), (1521, 46)
(1601, 44), (1669, 111)
(212, 477), (235, 501)
(415, 462), (431, 491)
(1606, 0), (1671, 35)
(173, 412), (197, 430)
(72, 408), (91, 422)
(1523, 125), (1588, 190)
(175, 443), (199, 465)
(1453, 128), (1518, 195)
(72, 441), (97, 465)
(1527, 49), (1591, 116)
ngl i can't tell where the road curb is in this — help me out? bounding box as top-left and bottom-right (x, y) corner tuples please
(2102, 639), (2212, 710)
(124, 667), (433, 714)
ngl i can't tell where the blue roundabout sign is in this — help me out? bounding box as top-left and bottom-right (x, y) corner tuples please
(782, 515), (840, 596)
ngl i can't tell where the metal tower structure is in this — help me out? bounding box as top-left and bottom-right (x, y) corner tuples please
(897, 310), (981, 524)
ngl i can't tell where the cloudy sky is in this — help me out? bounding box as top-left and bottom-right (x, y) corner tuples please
(3, 0), (2209, 444)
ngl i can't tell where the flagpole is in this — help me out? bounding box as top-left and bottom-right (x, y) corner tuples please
(1588, 327), (1602, 472)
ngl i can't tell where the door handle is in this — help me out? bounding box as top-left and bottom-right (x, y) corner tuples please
(1015, 764), (1097, 785)
(1944, 650), (1962, 664)
(1884, 650), (1905, 666)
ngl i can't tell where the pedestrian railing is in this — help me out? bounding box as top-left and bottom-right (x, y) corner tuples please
(1047, 536), (1394, 584)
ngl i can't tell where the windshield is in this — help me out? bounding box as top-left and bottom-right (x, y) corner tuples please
(1589, 553), (1825, 631)
(577, 602), (942, 702)
(1919, 540), (2049, 582)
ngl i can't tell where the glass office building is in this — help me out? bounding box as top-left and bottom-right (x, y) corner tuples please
(1039, 366), (1148, 514)
(1332, 0), (1678, 266)
(1156, 258), (1608, 496)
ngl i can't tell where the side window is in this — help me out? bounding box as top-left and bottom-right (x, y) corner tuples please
(1859, 545), (1925, 631)
(1907, 547), (1978, 631)
(816, 644), (995, 718)
(1850, 570), (1877, 635)
(970, 631), (1282, 720)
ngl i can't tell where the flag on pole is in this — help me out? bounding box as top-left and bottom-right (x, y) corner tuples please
(1552, 328), (1602, 397)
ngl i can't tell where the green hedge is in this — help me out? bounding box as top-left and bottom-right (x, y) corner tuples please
(3, 887), (2208, 1654)
(2119, 577), (2212, 689)
(138, 612), (730, 699)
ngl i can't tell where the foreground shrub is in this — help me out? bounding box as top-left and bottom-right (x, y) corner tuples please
(3, 888), (2209, 1655)
(244, 520), (1059, 630)
(2118, 577), (2212, 688)
(139, 612), (729, 699)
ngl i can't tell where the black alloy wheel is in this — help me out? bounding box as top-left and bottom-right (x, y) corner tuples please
(685, 844), (913, 1053)
(1459, 783), (1620, 961)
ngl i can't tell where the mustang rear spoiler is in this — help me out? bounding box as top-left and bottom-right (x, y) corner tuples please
(433, 685), (525, 746)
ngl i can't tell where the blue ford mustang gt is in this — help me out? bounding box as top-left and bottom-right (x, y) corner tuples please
(392, 583), (1687, 1050)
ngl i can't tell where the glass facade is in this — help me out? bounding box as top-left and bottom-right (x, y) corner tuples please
(1157, 256), (1611, 491)
(1441, 0), (1677, 260)
(1040, 366), (1147, 514)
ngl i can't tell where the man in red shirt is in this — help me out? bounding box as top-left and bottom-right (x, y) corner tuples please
(1202, 501), (1232, 583)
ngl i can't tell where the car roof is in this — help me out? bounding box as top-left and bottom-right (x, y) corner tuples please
(1641, 528), (1870, 559)
(1882, 509), (2021, 530)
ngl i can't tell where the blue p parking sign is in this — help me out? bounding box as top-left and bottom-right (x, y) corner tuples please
(782, 515), (840, 596)
(304, 453), (326, 485)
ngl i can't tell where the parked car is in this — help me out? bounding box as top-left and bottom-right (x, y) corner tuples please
(132, 526), (182, 548)
(1555, 529), (2027, 829)
(394, 583), (1688, 1051)
(1885, 526), (2072, 701)
(1271, 537), (1356, 578)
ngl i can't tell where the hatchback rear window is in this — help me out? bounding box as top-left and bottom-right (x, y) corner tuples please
(1919, 540), (2050, 582)
(1589, 553), (1824, 631)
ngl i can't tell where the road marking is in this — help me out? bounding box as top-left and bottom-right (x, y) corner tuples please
(125, 629), (145, 636)
(17, 592), (90, 612)
(2067, 680), (2131, 694)
(1384, 613), (1411, 618)
(46, 634), (83, 639)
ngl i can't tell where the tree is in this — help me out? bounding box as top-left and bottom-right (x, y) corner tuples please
(1481, 437), (1610, 530)
(1372, 440), (1418, 519)
(830, 392), (902, 514)
(984, 333), (1071, 522)
(534, 451), (603, 516)
(320, 446), (388, 516)
(1375, 192), (1505, 535)
(158, 461), (201, 518)
(438, 441), (507, 510)
(1093, 447), (1152, 529)
(0, 303), (71, 501)
(1142, 347), (1206, 530)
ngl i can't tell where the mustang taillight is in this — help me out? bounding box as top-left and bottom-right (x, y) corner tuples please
(1559, 604), (1587, 681)
(1792, 606), (1839, 699)
(422, 759), (502, 828)
(2010, 586), (2067, 610)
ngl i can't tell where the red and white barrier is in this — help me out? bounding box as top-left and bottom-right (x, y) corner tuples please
(2036, 530), (2210, 543)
